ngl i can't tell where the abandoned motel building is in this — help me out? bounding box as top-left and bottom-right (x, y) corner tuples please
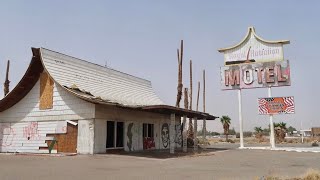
(0, 48), (217, 154)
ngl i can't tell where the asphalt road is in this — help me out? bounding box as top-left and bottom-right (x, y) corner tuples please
(1, 148), (320, 180)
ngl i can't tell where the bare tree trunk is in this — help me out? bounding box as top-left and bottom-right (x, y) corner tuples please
(175, 40), (183, 107)
(203, 70), (206, 113)
(189, 60), (193, 110)
(184, 88), (188, 109)
(196, 81), (200, 111)
(187, 60), (194, 139)
(4, 60), (10, 96)
(202, 70), (206, 141)
(183, 88), (188, 151)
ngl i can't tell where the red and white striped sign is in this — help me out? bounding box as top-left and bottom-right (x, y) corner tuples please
(258, 96), (295, 115)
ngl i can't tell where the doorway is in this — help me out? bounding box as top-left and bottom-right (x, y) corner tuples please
(106, 121), (124, 149)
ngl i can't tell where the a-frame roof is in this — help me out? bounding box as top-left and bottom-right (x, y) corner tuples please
(0, 48), (218, 120)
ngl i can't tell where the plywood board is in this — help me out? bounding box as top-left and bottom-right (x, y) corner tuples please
(40, 72), (54, 109)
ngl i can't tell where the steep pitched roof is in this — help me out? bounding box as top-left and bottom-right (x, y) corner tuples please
(0, 48), (217, 120)
(40, 48), (164, 107)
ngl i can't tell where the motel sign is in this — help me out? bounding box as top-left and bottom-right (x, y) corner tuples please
(220, 60), (290, 90)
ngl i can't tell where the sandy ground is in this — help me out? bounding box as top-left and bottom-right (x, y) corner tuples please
(1, 145), (320, 180)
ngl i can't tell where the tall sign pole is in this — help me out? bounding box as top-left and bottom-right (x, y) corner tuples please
(268, 87), (276, 148)
(238, 89), (244, 148)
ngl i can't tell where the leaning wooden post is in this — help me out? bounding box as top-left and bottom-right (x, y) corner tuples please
(175, 40), (183, 108)
(170, 113), (176, 154)
(4, 60), (10, 96)
(202, 70), (206, 141)
(183, 88), (188, 152)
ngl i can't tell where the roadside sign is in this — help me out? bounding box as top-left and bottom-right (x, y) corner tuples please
(258, 96), (295, 115)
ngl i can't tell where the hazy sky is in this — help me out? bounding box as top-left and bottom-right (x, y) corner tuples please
(0, 1), (319, 132)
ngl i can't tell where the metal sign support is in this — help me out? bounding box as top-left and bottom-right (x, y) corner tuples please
(238, 89), (244, 148)
(268, 87), (276, 148)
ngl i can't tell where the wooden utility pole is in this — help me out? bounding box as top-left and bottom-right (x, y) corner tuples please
(203, 70), (206, 113)
(194, 81), (200, 151)
(196, 81), (200, 111)
(4, 60), (10, 96)
(175, 40), (184, 107)
(189, 60), (193, 110)
(187, 60), (194, 139)
(184, 88), (188, 109)
(183, 87), (188, 152)
(202, 70), (206, 141)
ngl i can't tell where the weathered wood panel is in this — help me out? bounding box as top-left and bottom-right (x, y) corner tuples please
(47, 122), (78, 153)
(39, 72), (54, 110)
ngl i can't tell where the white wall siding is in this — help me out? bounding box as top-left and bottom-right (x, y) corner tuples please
(0, 80), (95, 122)
(77, 119), (94, 154)
(0, 121), (67, 153)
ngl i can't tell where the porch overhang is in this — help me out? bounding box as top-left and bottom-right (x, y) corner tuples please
(140, 105), (218, 120)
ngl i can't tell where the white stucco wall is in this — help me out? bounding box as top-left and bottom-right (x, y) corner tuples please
(77, 119), (94, 154)
(94, 105), (181, 153)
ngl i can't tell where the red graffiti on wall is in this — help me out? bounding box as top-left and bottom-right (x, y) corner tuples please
(0, 124), (16, 147)
(143, 137), (155, 150)
(23, 122), (40, 140)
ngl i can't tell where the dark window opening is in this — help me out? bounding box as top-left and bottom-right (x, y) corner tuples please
(116, 122), (124, 147)
(106, 121), (124, 148)
(106, 121), (115, 148)
(143, 123), (154, 138)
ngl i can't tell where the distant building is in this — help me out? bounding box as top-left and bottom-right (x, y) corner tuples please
(299, 129), (312, 137)
(0, 48), (217, 154)
(311, 127), (320, 137)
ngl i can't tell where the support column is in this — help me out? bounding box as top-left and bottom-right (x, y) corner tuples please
(182, 115), (187, 152)
(238, 89), (244, 148)
(268, 87), (276, 149)
(193, 117), (198, 151)
(202, 118), (206, 141)
(170, 113), (176, 154)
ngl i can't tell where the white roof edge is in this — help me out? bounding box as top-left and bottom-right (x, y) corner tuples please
(39, 47), (152, 84)
(218, 27), (290, 52)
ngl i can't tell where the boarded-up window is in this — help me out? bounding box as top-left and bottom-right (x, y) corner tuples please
(40, 72), (54, 110)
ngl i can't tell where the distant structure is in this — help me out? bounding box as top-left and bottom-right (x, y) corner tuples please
(311, 127), (320, 137)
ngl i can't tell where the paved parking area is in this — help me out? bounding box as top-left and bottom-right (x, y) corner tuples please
(1, 149), (320, 180)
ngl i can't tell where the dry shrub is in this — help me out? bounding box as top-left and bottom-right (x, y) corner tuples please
(304, 137), (320, 143)
(197, 138), (209, 145)
(258, 137), (268, 143)
(255, 133), (263, 139)
(302, 169), (320, 180)
(311, 141), (319, 147)
(260, 169), (320, 180)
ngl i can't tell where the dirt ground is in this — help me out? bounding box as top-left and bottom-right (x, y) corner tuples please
(1, 146), (320, 180)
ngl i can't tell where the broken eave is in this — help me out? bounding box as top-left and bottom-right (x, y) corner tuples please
(139, 105), (218, 120)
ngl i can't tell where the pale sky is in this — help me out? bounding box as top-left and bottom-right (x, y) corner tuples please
(0, 1), (319, 132)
